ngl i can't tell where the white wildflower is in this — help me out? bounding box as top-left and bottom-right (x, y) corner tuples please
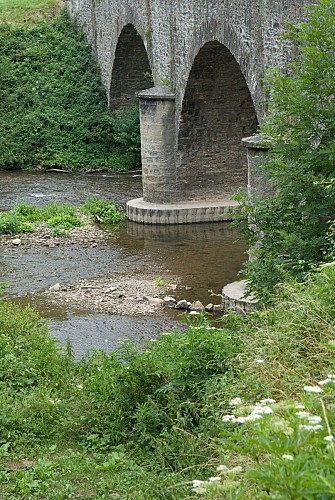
(295, 404), (305, 409)
(328, 374), (335, 379)
(282, 454), (294, 461)
(307, 415), (322, 425)
(216, 465), (229, 472)
(324, 435), (335, 442)
(245, 413), (263, 422)
(229, 397), (243, 406)
(260, 398), (276, 404)
(230, 466), (243, 474)
(252, 405), (273, 415)
(300, 424), (323, 431)
(296, 411), (311, 418)
(304, 385), (324, 393)
(76, 384), (83, 390)
(255, 359), (265, 363)
(209, 476), (221, 482)
(192, 480), (204, 488)
(271, 418), (294, 436)
(222, 414), (236, 422)
(235, 416), (247, 423)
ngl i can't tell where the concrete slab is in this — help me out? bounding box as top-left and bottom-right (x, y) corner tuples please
(222, 280), (258, 313)
(126, 197), (240, 224)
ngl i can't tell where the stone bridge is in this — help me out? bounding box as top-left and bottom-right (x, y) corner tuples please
(67, 0), (311, 223)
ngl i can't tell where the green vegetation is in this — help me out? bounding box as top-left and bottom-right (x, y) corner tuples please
(83, 198), (125, 225)
(238, 0), (335, 301)
(1, 263), (335, 498)
(153, 276), (166, 286)
(0, 198), (124, 235)
(0, 4), (141, 171)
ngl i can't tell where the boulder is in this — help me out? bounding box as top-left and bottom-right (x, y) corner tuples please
(175, 299), (189, 310)
(143, 296), (164, 306)
(164, 296), (176, 307)
(189, 300), (205, 312)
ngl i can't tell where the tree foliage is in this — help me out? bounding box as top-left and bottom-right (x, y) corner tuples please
(240, 0), (335, 300)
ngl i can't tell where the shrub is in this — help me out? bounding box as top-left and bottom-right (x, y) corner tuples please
(69, 317), (241, 466)
(83, 197), (125, 224)
(0, 212), (33, 234)
(0, 199), (124, 236)
(238, 0), (335, 300)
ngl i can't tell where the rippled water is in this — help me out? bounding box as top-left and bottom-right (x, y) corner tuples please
(0, 170), (247, 357)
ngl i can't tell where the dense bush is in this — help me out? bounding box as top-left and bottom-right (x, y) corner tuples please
(0, 11), (141, 171)
(71, 320), (241, 463)
(238, 0), (335, 300)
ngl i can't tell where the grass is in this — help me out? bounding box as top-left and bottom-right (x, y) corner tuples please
(154, 276), (166, 286)
(0, 199), (124, 235)
(1, 264), (335, 497)
(0, 0), (60, 24)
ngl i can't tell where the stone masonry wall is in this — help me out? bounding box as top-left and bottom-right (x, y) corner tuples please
(109, 24), (152, 110)
(67, 0), (312, 121)
(66, 0), (314, 202)
(177, 41), (258, 200)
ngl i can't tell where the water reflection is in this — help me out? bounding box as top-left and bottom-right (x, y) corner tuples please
(122, 222), (246, 303)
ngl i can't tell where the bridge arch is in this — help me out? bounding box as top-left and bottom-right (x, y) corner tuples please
(176, 40), (259, 200)
(109, 24), (152, 110)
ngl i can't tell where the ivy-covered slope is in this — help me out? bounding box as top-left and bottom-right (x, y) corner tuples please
(0, 10), (141, 171)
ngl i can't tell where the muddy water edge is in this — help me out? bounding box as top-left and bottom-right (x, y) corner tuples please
(0, 170), (247, 357)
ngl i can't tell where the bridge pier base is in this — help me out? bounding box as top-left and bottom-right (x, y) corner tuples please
(242, 135), (271, 197)
(126, 198), (239, 224)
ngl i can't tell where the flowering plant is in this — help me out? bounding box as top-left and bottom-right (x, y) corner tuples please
(191, 373), (335, 498)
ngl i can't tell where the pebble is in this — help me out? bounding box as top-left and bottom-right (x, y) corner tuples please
(143, 296), (164, 306)
(49, 283), (61, 292)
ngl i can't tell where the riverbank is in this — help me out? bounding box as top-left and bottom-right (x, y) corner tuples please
(1, 262), (335, 498)
(1, 221), (184, 316)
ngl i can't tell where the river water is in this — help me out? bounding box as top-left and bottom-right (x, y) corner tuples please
(0, 170), (247, 357)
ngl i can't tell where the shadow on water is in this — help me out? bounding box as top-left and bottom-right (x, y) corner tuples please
(0, 170), (247, 357)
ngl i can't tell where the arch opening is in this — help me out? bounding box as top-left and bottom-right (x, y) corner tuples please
(110, 24), (152, 110)
(177, 41), (258, 200)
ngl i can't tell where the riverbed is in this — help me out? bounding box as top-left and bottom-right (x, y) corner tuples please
(0, 170), (247, 357)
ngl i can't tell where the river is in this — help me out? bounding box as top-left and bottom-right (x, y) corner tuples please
(0, 170), (247, 357)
